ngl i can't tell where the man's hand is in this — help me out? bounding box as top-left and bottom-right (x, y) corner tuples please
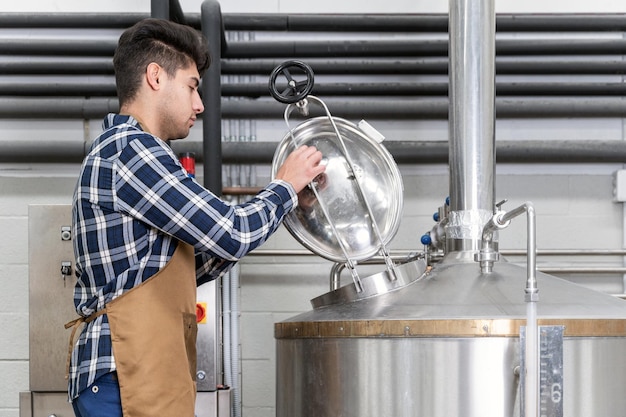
(275, 145), (326, 193)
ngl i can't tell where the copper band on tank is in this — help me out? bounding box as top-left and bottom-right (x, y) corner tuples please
(275, 318), (626, 339)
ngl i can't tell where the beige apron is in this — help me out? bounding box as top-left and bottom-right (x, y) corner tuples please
(67, 241), (198, 417)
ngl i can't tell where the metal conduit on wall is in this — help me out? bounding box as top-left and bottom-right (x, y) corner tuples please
(4, 139), (626, 165)
(5, 57), (626, 76)
(220, 13), (626, 32)
(220, 57), (626, 75)
(4, 12), (626, 32)
(1, 15), (626, 88)
(5, 38), (626, 58)
(7, 80), (626, 97)
(3, 97), (626, 119)
(2, 5), (626, 163)
(1, 12), (626, 71)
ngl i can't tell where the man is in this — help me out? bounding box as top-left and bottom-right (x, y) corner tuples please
(66, 18), (325, 417)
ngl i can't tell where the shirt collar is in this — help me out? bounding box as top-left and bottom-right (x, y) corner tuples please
(103, 113), (143, 131)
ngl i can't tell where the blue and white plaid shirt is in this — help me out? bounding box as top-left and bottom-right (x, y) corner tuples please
(69, 113), (296, 400)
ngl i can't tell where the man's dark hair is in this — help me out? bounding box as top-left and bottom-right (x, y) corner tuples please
(113, 18), (211, 106)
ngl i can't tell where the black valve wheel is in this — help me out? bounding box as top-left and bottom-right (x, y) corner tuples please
(268, 60), (315, 104)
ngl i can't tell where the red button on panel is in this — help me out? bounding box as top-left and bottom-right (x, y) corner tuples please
(196, 302), (207, 324)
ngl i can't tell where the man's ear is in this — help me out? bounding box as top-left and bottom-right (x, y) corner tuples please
(146, 62), (162, 90)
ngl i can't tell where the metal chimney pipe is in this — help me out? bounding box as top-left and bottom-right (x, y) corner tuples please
(446, 0), (496, 256)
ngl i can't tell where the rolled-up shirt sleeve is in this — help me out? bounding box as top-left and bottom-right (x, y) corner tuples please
(114, 134), (298, 283)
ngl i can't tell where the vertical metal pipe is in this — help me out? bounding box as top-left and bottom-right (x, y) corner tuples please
(623, 205), (626, 293)
(201, 0), (223, 195)
(169, 0), (187, 24)
(446, 0), (496, 255)
(151, 0), (169, 19)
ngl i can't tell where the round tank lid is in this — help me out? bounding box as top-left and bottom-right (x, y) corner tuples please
(276, 261), (626, 339)
(272, 116), (404, 263)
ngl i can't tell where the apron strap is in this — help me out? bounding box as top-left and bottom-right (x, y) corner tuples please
(64, 308), (107, 380)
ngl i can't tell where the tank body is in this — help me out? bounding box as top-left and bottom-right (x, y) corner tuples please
(275, 262), (626, 417)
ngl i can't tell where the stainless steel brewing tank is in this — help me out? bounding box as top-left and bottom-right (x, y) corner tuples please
(275, 260), (626, 417)
(272, 0), (626, 414)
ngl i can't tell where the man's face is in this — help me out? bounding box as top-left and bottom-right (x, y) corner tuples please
(158, 64), (204, 141)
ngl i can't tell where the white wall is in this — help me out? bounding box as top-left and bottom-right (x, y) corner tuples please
(2, 1), (626, 417)
(5, 0), (626, 13)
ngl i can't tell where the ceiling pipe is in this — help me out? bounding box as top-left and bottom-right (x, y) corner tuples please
(7, 80), (626, 97)
(0, 39), (117, 56)
(3, 13), (626, 32)
(4, 38), (626, 58)
(0, 56), (114, 75)
(221, 38), (626, 59)
(221, 13), (626, 32)
(219, 57), (626, 76)
(0, 13), (144, 28)
(0, 97), (119, 118)
(4, 57), (626, 76)
(0, 80), (117, 96)
(123, 139), (626, 165)
(221, 82), (626, 97)
(4, 97), (626, 119)
(4, 140), (626, 165)
(217, 97), (626, 119)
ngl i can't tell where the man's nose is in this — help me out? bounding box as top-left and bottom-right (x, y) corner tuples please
(194, 91), (204, 114)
